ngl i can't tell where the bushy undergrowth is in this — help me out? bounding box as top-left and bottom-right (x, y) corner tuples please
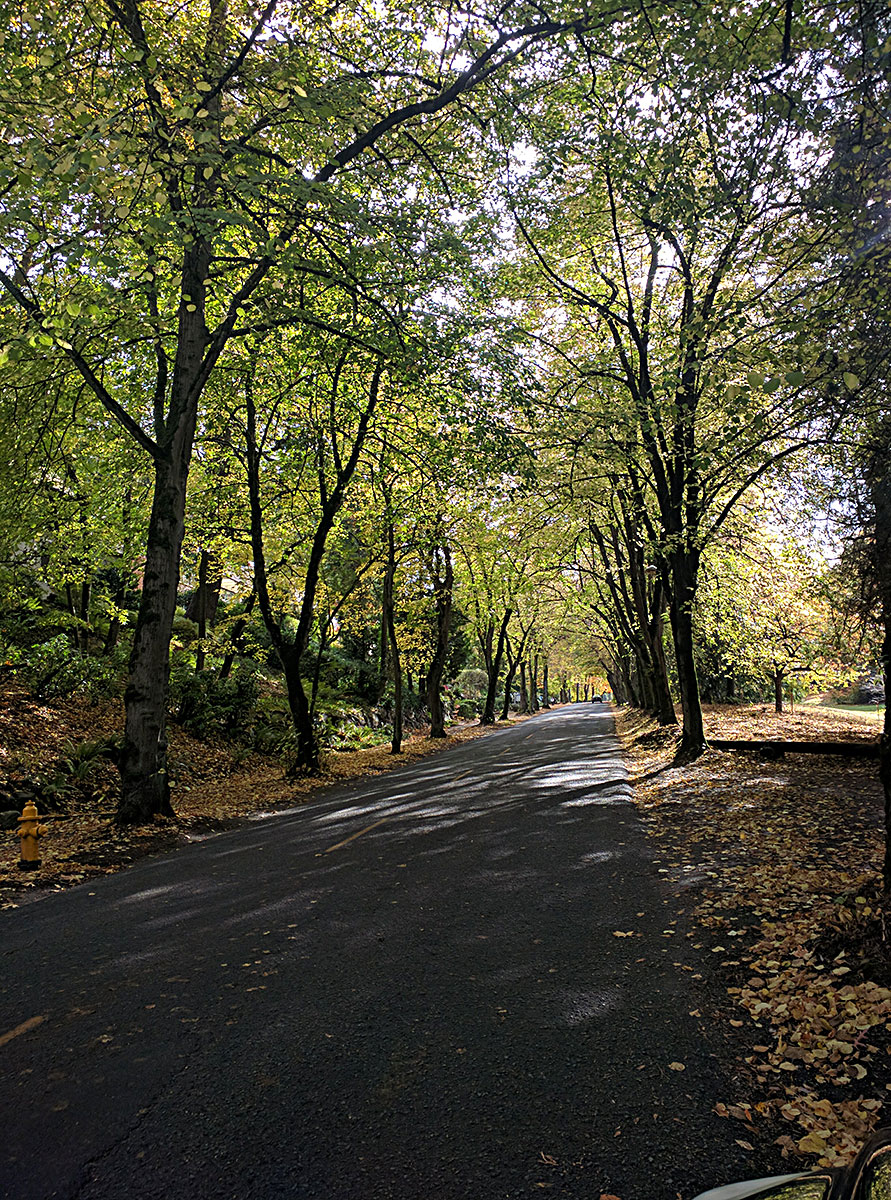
(6, 635), (122, 701)
(169, 664), (258, 741)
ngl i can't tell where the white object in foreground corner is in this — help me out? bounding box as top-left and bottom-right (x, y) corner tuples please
(691, 1172), (823, 1200)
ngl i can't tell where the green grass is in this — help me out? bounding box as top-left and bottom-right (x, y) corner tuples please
(811, 701), (884, 717)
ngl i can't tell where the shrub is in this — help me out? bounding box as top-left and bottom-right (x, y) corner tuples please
(170, 667), (258, 741)
(10, 635), (119, 701)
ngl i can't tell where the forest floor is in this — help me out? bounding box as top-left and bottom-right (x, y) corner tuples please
(0, 678), (516, 910)
(617, 701), (891, 1173)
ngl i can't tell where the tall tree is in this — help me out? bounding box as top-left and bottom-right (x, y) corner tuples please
(508, 40), (840, 753)
(0, 0), (605, 820)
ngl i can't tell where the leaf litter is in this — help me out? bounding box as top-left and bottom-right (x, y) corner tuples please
(0, 677), (530, 908)
(618, 703), (890, 1172)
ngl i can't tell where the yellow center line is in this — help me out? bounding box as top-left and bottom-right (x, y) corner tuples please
(323, 818), (388, 854)
(0, 1015), (45, 1049)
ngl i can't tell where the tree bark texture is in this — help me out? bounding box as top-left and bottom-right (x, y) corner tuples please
(118, 448), (191, 823)
(668, 550), (707, 756)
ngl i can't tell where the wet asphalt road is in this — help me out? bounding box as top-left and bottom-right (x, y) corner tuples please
(0, 704), (751, 1200)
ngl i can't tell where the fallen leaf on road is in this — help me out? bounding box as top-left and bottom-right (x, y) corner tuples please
(539, 1152), (557, 1165)
(668, 1061), (686, 1071)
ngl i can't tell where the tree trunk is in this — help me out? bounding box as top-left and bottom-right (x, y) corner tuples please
(247, 359), (384, 774)
(868, 424), (891, 890)
(530, 654), (539, 711)
(774, 669), (784, 714)
(280, 645), (319, 776)
(118, 450), (189, 823)
(606, 669), (624, 704)
(574, 682), (580, 702)
(668, 550), (707, 757)
(650, 609), (677, 725)
(426, 538), (453, 739)
(542, 660), (550, 708)
(383, 524), (403, 754)
(519, 662), (528, 713)
(501, 650), (519, 720)
(481, 608), (511, 725)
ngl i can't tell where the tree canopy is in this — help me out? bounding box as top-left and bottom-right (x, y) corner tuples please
(0, 0), (888, 865)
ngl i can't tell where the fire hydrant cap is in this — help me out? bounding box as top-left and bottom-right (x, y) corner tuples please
(21, 800), (38, 820)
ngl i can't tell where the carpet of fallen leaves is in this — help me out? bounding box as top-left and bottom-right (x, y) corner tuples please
(617, 702), (890, 1174)
(0, 678), (517, 910)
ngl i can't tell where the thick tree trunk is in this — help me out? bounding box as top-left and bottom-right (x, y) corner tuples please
(606, 670), (624, 704)
(519, 662), (529, 713)
(668, 551), (707, 757)
(281, 645), (319, 776)
(542, 660), (550, 708)
(481, 609), (511, 725)
(118, 450), (188, 823)
(773, 669), (784, 714)
(116, 230), (210, 823)
(530, 654), (539, 711)
(650, 612), (677, 725)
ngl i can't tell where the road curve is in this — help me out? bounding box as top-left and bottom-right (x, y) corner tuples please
(1, 705), (750, 1200)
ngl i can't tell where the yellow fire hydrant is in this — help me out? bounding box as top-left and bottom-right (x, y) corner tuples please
(17, 800), (47, 871)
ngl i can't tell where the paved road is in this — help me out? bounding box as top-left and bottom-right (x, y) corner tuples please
(1, 705), (749, 1200)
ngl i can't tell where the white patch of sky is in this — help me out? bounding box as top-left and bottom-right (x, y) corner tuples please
(422, 30), (470, 71)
